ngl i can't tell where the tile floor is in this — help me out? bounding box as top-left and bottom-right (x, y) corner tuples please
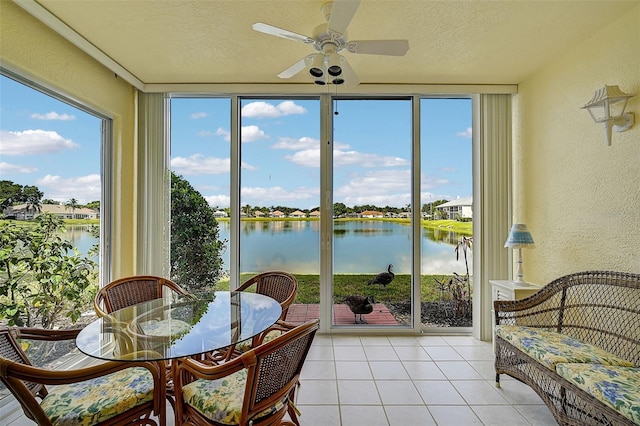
(292, 334), (557, 426)
(4, 334), (558, 426)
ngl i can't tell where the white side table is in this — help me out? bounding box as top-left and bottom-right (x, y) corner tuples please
(490, 280), (542, 350)
(490, 280), (542, 302)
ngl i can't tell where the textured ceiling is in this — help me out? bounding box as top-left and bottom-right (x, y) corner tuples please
(29, 0), (638, 86)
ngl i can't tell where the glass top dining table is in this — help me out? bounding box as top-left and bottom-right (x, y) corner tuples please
(76, 291), (282, 362)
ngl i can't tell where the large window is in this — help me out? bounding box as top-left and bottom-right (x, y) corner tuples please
(332, 98), (413, 327)
(0, 71), (105, 400)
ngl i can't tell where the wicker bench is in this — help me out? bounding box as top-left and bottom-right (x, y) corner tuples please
(494, 271), (640, 426)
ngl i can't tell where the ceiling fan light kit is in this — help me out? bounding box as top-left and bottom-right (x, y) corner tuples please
(253, 0), (409, 86)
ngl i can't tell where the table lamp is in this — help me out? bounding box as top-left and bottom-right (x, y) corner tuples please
(504, 224), (534, 283)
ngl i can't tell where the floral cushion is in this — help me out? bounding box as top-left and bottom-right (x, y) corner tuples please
(40, 367), (154, 426)
(556, 363), (640, 425)
(495, 325), (634, 370)
(182, 368), (286, 425)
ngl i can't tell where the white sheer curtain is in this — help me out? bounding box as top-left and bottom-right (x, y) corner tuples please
(473, 93), (512, 341)
(136, 91), (171, 276)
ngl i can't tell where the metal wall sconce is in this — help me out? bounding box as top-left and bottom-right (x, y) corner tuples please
(581, 85), (635, 146)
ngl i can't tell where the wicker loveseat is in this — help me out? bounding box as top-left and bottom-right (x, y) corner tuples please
(494, 271), (640, 426)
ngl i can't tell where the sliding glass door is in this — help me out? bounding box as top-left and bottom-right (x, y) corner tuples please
(170, 95), (474, 332)
(331, 98), (413, 327)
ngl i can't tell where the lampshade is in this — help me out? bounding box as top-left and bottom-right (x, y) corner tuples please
(504, 224), (534, 248)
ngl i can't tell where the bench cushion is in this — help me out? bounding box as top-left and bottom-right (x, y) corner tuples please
(495, 325), (634, 370)
(556, 363), (640, 425)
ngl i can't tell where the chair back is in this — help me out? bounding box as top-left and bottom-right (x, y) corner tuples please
(245, 319), (318, 422)
(0, 328), (47, 416)
(94, 275), (192, 316)
(1, 327), (165, 426)
(237, 271), (298, 320)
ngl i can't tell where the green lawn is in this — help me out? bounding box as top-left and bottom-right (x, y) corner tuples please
(217, 273), (459, 304)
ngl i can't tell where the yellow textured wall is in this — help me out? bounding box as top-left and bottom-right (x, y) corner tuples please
(0, 1), (138, 278)
(514, 6), (640, 284)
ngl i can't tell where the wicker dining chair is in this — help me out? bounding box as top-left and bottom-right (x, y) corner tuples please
(173, 319), (319, 426)
(94, 275), (195, 317)
(0, 326), (166, 426)
(236, 271), (298, 320)
(211, 271), (298, 362)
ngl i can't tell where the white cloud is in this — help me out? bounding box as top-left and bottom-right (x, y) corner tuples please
(214, 126), (268, 142)
(283, 146), (409, 169)
(204, 194), (230, 208)
(171, 154), (231, 175)
(456, 127), (472, 138)
(0, 130), (79, 155)
(421, 173), (450, 190)
(190, 112), (208, 119)
(334, 149), (409, 168)
(31, 111), (75, 121)
(242, 125), (268, 142)
(277, 100), (307, 115)
(241, 101), (307, 118)
(0, 162), (38, 174)
(216, 127), (230, 141)
(197, 130), (214, 137)
(240, 185), (318, 205)
(335, 169), (412, 208)
(285, 149), (320, 167)
(271, 136), (319, 150)
(36, 174), (100, 204)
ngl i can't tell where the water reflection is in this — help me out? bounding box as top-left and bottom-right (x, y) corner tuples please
(67, 220), (472, 276)
(60, 225), (98, 261)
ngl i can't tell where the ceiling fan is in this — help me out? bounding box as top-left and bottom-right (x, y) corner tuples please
(252, 0), (409, 86)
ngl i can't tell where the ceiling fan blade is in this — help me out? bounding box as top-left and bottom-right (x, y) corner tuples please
(346, 40), (409, 56)
(252, 23), (315, 44)
(277, 56), (312, 79)
(327, 0), (361, 37)
(336, 56), (359, 86)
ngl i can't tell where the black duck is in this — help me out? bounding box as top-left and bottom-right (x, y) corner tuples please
(343, 295), (375, 324)
(367, 264), (395, 287)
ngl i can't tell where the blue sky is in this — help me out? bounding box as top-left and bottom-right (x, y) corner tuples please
(0, 75), (101, 204)
(171, 97), (472, 210)
(1, 74), (471, 209)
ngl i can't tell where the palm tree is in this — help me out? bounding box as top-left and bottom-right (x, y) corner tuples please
(65, 198), (80, 219)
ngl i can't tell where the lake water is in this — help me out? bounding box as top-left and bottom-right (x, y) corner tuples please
(64, 221), (472, 276)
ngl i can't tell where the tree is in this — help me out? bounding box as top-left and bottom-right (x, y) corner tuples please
(170, 172), (226, 295)
(0, 214), (97, 328)
(23, 185), (43, 214)
(65, 198), (80, 218)
(333, 202), (347, 217)
(85, 200), (100, 211)
(0, 180), (24, 210)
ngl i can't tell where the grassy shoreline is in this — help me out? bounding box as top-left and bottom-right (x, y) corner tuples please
(2, 217), (471, 235)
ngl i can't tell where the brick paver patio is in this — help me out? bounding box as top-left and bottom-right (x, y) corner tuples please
(285, 303), (399, 325)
